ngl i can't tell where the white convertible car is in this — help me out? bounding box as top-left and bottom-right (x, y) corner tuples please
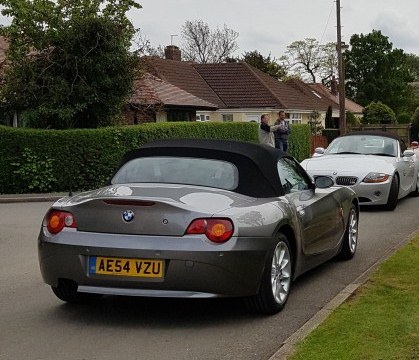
(300, 131), (419, 210)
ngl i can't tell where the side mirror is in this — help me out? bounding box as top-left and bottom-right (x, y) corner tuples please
(403, 149), (415, 158)
(313, 147), (325, 157)
(314, 176), (334, 189)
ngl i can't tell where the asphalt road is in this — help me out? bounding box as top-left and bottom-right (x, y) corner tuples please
(1, 197), (418, 360)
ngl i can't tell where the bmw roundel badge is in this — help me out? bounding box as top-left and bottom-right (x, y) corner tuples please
(122, 210), (135, 222)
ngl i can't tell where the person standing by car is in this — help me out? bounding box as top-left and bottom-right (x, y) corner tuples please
(259, 114), (280, 147)
(274, 110), (291, 152)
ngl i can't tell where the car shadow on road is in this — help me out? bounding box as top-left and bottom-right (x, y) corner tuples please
(47, 295), (265, 328)
(359, 194), (412, 212)
(47, 258), (345, 329)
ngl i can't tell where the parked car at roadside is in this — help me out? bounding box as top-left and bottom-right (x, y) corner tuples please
(300, 131), (419, 210)
(38, 139), (359, 315)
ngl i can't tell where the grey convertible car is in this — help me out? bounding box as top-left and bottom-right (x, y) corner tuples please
(38, 139), (359, 315)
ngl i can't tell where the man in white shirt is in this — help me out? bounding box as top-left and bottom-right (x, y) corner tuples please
(258, 114), (280, 147)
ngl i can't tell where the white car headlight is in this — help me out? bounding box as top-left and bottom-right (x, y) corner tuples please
(362, 172), (390, 183)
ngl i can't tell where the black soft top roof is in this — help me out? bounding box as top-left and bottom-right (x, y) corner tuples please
(113, 139), (290, 198)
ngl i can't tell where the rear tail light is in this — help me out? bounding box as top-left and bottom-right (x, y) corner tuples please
(186, 218), (234, 243)
(46, 210), (77, 234)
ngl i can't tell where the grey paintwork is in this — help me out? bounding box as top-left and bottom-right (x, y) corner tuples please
(39, 182), (357, 299)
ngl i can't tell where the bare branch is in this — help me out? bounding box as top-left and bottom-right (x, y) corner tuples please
(280, 38), (338, 84)
(181, 20), (238, 63)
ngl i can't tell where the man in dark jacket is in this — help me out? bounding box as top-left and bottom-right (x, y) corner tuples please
(274, 111), (291, 152)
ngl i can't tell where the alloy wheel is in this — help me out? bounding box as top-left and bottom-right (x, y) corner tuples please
(348, 208), (358, 253)
(271, 241), (292, 305)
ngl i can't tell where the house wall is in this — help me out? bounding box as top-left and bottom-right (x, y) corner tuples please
(196, 109), (327, 127)
(123, 106), (158, 124)
(156, 112), (167, 122)
(122, 108), (328, 127)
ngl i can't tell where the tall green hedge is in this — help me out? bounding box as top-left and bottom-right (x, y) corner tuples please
(0, 122), (310, 194)
(288, 124), (311, 162)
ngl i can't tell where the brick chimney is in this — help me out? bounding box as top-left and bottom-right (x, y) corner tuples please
(331, 75), (338, 96)
(164, 45), (181, 61)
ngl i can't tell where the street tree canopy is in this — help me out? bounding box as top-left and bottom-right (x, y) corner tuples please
(181, 20), (239, 63)
(227, 50), (286, 79)
(0, 0), (141, 129)
(241, 50), (286, 79)
(344, 30), (414, 115)
(280, 38), (337, 85)
(406, 53), (419, 82)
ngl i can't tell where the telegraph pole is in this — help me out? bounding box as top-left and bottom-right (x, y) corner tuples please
(336, 0), (346, 135)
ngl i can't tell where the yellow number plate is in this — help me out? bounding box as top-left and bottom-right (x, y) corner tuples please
(89, 256), (164, 278)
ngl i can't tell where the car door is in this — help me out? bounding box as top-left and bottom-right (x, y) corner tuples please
(277, 158), (344, 255)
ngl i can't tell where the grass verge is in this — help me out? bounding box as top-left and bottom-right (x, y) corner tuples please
(290, 234), (419, 360)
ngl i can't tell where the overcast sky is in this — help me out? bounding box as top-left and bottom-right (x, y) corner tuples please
(133, 0), (419, 57)
(0, 1), (417, 57)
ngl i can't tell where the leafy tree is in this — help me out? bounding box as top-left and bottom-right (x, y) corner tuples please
(362, 101), (396, 124)
(0, 0), (141, 129)
(411, 106), (419, 141)
(406, 54), (419, 82)
(412, 106), (419, 124)
(346, 111), (361, 126)
(344, 30), (414, 114)
(280, 38), (337, 84)
(181, 20), (239, 63)
(308, 110), (323, 135)
(396, 112), (412, 124)
(325, 106), (334, 128)
(228, 50), (286, 79)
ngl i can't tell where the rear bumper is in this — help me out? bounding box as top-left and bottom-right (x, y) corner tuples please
(38, 228), (275, 298)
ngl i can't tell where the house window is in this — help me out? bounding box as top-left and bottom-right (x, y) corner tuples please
(196, 114), (210, 121)
(167, 110), (195, 122)
(222, 114), (233, 122)
(290, 113), (302, 124)
(245, 115), (260, 123)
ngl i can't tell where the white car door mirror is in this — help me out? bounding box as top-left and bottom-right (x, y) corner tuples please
(403, 149), (414, 158)
(313, 147), (325, 157)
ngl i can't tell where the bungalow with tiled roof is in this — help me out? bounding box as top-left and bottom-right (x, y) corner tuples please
(126, 45), (362, 127)
(0, 37), (361, 128)
(126, 73), (217, 124)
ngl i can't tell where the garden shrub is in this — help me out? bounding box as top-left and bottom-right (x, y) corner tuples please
(0, 121), (310, 194)
(363, 101), (396, 124)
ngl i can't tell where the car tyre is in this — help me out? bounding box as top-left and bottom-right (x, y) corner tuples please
(410, 177), (419, 197)
(384, 174), (399, 211)
(51, 280), (101, 304)
(246, 233), (293, 315)
(339, 204), (358, 260)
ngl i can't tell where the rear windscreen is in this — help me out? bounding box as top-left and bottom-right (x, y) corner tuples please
(112, 156), (239, 190)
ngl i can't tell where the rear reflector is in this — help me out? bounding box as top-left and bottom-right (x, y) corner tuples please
(186, 218), (234, 243)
